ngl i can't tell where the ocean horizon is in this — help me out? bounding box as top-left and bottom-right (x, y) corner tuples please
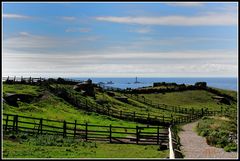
(69, 77), (238, 91)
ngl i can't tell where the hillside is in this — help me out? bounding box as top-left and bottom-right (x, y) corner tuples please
(2, 82), (237, 158)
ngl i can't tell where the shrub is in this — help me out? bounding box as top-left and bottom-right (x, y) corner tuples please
(224, 143), (237, 152)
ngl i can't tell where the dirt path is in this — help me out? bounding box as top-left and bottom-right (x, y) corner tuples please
(179, 121), (238, 159)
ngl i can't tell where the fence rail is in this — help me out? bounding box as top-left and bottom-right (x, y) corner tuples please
(123, 93), (225, 125)
(3, 113), (169, 146)
(47, 85), (225, 126)
(47, 85), (174, 126)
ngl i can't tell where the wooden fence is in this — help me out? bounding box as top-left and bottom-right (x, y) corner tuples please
(47, 85), (225, 126)
(123, 93), (224, 123)
(2, 76), (80, 85)
(47, 85), (174, 126)
(3, 113), (169, 146)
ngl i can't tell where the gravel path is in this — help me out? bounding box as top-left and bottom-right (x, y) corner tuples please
(179, 121), (238, 159)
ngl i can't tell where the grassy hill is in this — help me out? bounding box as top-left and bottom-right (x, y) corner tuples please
(138, 90), (236, 111)
(3, 83), (169, 158)
(2, 82), (237, 158)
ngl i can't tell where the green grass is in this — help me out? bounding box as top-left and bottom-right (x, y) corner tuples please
(139, 90), (237, 111)
(54, 84), (181, 121)
(209, 87), (237, 99)
(3, 83), (170, 158)
(3, 133), (169, 158)
(3, 83), (43, 97)
(195, 116), (237, 152)
(3, 84), (165, 135)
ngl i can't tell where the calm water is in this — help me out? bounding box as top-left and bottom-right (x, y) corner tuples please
(71, 77), (238, 91)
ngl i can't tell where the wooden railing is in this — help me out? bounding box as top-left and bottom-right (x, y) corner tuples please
(122, 93), (224, 125)
(47, 85), (225, 126)
(47, 85), (173, 126)
(3, 113), (169, 146)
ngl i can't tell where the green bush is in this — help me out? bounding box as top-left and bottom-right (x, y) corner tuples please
(196, 117), (237, 152)
(224, 143), (237, 152)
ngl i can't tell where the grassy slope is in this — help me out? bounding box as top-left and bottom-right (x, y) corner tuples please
(3, 84), (162, 128)
(139, 90), (237, 111)
(3, 84), (168, 158)
(54, 84), (182, 120)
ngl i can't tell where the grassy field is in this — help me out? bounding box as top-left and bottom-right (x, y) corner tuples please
(139, 90), (237, 111)
(3, 133), (168, 158)
(3, 84), (43, 97)
(2, 83), (237, 158)
(3, 84), (164, 130)
(3, 83), (169, 158)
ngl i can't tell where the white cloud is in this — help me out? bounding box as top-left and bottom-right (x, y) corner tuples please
(3, 13), (31, 19)
(3, 49), (237, 77)
(3, 32), (100, 51)
(96, 13), (237, 26)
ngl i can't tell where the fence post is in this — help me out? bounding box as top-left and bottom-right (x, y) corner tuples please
(12, 115), (16, 131)
(5, 115), (9, 130)
(162, 115), (165, 123)
(109, 124), (112, 143)
(201, 108), (204, 116)
(136, 126), (139, 144)
(40, 118), (43, 134)
(85, 123), (88, 141)
(74, 120), (77, 138)
(15, 115), (18, 133)
(63, 120), (67, 137)
(157, 126), (160, 145)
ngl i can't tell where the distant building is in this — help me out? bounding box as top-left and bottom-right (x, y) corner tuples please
(194, 82), (207, 88)
(73, 79), (95, 97)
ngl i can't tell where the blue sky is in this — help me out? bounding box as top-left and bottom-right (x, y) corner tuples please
(2, 2), (238, 77)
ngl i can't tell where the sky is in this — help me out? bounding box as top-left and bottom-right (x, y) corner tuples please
(2, 2), (238, 78)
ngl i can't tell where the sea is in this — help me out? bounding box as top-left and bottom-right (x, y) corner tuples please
(71, 77), (238, 91)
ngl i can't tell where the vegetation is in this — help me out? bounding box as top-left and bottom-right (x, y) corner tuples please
(3, 84), (154, 129)
(139, 90), (237, 111)
(196, 116), (237, 152)
(3, 83), (169, 158)
(2, 81), (237, 158)
(3, 132), (168, 158)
